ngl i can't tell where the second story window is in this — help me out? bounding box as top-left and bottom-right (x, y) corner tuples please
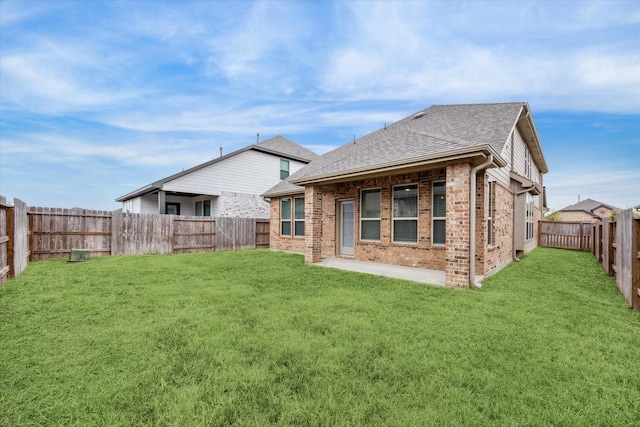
(280, 159), (290, 179)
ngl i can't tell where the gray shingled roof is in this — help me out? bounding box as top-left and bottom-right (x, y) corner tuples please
(560, 198), (618, 214)
(254, 135), (320, 162)
(261, 178), (305, 198)
(287, 103), (525, 185)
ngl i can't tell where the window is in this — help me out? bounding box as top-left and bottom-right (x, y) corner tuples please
(432, 181), (446, 245)
(526, 193), (535, 240)
(487, 182), (494, 245)
(166, 203), (180, 215)
(294, 197), (305, 237)
(360, 189), (381, 241)
(195, 200), (211, 217)
(280, 159), (290, 179)
(123, 200), (133, 213)
(524, 148), (532, 179)
(281, 198), (291, 236)
(393, 184), (418, 243)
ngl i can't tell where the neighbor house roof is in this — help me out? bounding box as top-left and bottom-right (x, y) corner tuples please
(263, 102), (546, 197)
(117, 135), (318, 202)
(559, 198), (619, 217)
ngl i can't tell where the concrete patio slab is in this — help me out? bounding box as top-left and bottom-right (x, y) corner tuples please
(315, 257), (447, 286)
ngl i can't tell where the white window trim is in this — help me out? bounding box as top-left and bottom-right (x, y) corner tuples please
(280, 197), (291, 236)
(280, 159), (290, 180)
(525, 148), (532, 179)
(432, 180), (446, 246)
(525, 193), (535, 241)
(293, 196), (305, 238)
(392, 183), (419, 244)
(360, 188), (381, 242)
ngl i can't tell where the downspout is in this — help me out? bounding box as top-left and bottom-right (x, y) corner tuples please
(469, 154), (494, 289)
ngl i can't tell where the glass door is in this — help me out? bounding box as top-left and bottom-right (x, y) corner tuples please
(338, 200), (355, 256)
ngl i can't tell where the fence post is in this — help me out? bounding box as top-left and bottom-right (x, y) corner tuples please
(633, 217), (640, 309)
(6, 206), (14, 279)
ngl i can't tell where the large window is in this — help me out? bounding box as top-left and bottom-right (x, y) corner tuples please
(281, 197), (304, 237)
(526, 193), (535, 240)
(487, 182), (494, 245)
(280, 159), (290, 179)
(393, 184), (418, 243)
(281, 198), (291, 236)
(432, 181), (446, 245)
(360, 189), (381, 241)
(525, 148), (532, 179)
(195, 200), (211, 217)
(294, 197), (305, 237)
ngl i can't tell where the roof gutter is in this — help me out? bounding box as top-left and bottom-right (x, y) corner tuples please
(469, 154), (494, 289)
(292, 146), (505, 186)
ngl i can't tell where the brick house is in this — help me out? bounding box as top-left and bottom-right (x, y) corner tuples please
(554, 198), (618, 223)
(263, 103), (548, 288)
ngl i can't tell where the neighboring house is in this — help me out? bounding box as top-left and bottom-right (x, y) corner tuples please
(263, 103), (548, 288)
(117, 136), (319, 218)
(555, 198), (619, 223)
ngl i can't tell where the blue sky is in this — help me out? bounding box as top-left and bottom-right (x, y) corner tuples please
(1, 0), (639, 211)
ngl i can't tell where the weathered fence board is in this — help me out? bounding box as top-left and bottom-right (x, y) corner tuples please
(12, 198), (29, 278)
(111, 212), (172, 255)
(615, 210), (639, 309)
(600, 210), (640, 309)
(0, 196), (9, 285)
(216, 217), (257, 251)
(255, 220), (270, 249)
(539, 221), (592, 251)
(30, 207), (112, 260)
(173, 216), (215, 253)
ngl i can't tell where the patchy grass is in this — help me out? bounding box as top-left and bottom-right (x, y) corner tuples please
(1, 248), (638, 426)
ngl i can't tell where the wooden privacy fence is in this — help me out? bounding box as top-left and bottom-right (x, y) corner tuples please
(110, 213), (269, 256)
(598, 210), (640, 310)
(0, 197), (30, 285)
(539, 221), (592, 251)
(0, 196), (270, 284)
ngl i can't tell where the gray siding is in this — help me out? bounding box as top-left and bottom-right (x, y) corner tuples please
(162, 150), (308, 196)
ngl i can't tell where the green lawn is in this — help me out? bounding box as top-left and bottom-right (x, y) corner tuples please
(1, 248), (638, 426)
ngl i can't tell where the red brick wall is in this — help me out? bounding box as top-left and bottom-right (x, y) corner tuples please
(445, 163), (471, 287)
(269, 198), (306, 253)
(480, 180), (513, 275)
(305, 186), (323, 263)
(268, 163), (519, 286)
(323, 170), (448, 270)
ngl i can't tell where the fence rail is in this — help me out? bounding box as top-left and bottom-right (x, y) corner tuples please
(0, 195), (270, 284)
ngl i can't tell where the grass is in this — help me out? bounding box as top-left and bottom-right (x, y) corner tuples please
(1, 248), (639, 426)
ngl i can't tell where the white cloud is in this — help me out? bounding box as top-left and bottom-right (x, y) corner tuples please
(545, 169), (640, 210)
(320, 1), (640, 113)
